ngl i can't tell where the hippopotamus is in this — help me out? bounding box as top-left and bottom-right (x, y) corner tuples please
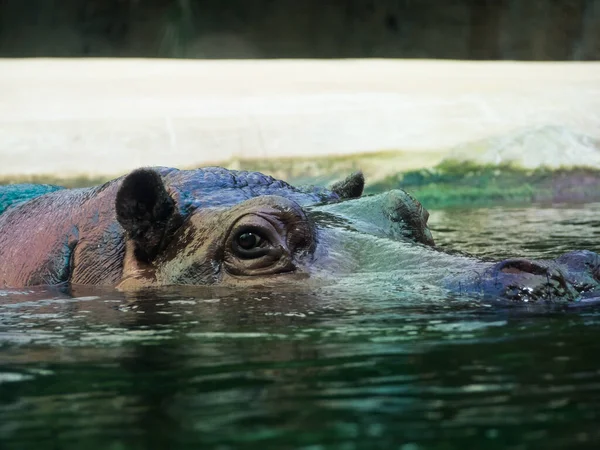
(0, 166), (598, 303)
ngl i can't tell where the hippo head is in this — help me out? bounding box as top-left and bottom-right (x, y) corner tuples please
(115, 169), (319, 288)
(115, 168), (600, 303)
(114, 168), (432, 289)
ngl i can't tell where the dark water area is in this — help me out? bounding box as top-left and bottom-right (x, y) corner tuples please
(1, 203), (600, 449)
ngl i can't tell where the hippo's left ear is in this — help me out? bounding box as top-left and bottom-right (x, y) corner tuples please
(116, 169), (182, 262)
(330, 171), (364, 200)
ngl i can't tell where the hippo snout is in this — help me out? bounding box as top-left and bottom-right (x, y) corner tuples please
(486, 258), (578, 302)
(449, 250), (600, 302)
(555, 250), (600, 281)
(494, 259), (551, 276)
(554, 250), (600, 297)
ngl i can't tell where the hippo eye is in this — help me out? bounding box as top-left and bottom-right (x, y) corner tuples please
(237, 232), (262, 250)
(232, 228), (270, 259)
(223, 203), (313, 278)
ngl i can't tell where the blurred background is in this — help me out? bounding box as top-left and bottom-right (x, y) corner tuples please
(1, 0), (599, 60)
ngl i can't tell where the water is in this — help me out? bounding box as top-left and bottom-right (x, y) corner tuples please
(431, 202), (600, 260)
(1, 204), (600, 449)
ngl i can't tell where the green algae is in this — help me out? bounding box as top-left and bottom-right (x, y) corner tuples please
(222, 150), (443, 187)
(0, 184), (63, 214)
(368, 161), (600, 209)
(0, 174), (111, 189)
(0, 150), (442, 190)
(230, 156), (600, 209)
(2, 154), (600, 210)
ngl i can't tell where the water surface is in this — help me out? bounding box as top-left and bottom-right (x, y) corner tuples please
(1, 203), (600, 449)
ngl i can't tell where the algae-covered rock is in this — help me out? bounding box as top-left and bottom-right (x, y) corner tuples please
(368, 127), (600, 209)
(447, 126), (600, 170)
(370, 162), (600, 209)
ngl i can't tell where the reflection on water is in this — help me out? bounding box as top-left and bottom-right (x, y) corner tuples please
(1, 204), (600, 449)
(430, 202), (600, 260)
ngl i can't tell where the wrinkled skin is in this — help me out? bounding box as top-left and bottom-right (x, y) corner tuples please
(0, 166), (598, 303)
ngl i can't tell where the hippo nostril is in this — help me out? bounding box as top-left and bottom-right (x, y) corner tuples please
(489, 258), (579, 302)
(496, 259), (549, 276)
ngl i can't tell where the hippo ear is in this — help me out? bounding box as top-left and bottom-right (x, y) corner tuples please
(385, 190), (435, 247)
(116, 169), (180, 262)
(330, 171), (364, 199)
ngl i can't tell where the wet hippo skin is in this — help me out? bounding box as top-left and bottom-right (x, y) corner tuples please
(0, 166), (598, 303)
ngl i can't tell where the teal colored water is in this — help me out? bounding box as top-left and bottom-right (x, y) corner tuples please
(1, 203), (600, 449)
(0, 184), (63, 215)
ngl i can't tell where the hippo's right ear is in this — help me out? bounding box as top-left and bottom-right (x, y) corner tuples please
(116, 169), (181, 262)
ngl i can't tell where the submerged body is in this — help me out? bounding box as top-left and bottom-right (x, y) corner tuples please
(0, 167), (598, 302)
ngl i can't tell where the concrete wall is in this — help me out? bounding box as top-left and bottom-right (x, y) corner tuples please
(2, 58), (599, 177)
